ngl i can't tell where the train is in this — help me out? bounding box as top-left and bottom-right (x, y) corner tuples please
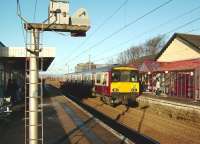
(62, 65), (140, 106)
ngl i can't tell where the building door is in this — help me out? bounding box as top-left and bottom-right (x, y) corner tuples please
(175, 72), (194, 99)
(187, 72), (194, 99)
(195, 68), (200, 100)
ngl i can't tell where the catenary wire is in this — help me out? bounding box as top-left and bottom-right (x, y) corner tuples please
(33, 0), (38, 21)
(66, 0), (174, 64)
(17, 0), (26, 45)
(93, 16), (200, 63)
(62, 0), (130, 63)
(92, 5), (200, 61)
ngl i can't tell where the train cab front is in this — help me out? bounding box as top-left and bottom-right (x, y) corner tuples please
(110, 67), (140, 105)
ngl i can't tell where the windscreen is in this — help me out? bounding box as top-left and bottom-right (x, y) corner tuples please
(111, 70), (138, 82)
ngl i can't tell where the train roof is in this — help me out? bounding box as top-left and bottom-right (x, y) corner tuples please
(65, 64), (138, 75)
(95, 64), (137, 72)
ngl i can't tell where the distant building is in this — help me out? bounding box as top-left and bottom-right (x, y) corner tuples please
(95, 64), (111, 69)
(75, 63), (112, 72)
(75, 62), (96, 72)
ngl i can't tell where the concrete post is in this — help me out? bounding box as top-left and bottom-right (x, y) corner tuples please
(29, 29), (39, 144)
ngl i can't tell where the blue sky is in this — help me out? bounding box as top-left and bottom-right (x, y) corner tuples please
(0, 0), (200, 74)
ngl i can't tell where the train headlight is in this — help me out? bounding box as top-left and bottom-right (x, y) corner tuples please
(131, 88), (137, 92)
(112, 88), (119, 92)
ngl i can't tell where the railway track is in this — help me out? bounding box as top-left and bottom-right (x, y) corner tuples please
(57, 89), (159, 144)
(51, 83), (200, 144)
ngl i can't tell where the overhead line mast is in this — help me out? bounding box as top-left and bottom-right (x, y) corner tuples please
(17, 0), (90, 144)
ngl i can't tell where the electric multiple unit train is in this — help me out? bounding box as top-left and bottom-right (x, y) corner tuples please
(63, 65), (140, 105)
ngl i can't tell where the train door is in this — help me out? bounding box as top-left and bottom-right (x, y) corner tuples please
(102, 72), (109, 96)
(95, 73), (102, 94)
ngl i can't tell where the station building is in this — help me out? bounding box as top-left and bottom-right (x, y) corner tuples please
(0, 42), (55, 99)
(139, 33), (200, 101)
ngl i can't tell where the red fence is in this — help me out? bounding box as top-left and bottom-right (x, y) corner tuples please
(141, 70), (199, 100)
(195, 67), (200, 100)
(168, 72), (194, 99)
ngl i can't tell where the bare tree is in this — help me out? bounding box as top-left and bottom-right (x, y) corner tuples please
(116, 44), (145, 64)
(116, 51), (129, 64)
(129, 45), (145, 62)
(144, 35), (165, 56)
(115, 35), (165, 64)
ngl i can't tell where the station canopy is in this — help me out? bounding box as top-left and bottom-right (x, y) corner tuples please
(0, 43), (55, 71)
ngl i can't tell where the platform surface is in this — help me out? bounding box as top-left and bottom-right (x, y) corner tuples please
(0, 85), (130, 144)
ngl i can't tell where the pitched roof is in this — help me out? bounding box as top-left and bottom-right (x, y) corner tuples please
(178, 33), (200, 49)
(0, 41), (6, 47)
(157, 58), (200, 71)
(156, 33), (200, 60)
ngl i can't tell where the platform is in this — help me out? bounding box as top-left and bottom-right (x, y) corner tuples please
(0, 85), (132, 144)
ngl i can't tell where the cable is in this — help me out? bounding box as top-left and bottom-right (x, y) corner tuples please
(92, 16), (200, 64)
(94, 53), (119, 63)
(81, 0), (129, 46)
(63, 0), (129, 63)
(66, 0), (174, 64)
(70, 9), (200, 69)
(66, 0), (175, 68)
(17, 0), (30, 23)
(33, 0), (38, 21)
(166, 16), (200, 34)
(186, 27), (200, 33)
(92, 5), (200, 61)
(17, 0), (26, 44)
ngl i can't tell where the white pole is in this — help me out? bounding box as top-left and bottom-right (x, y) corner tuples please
(29, 29), (39, 144)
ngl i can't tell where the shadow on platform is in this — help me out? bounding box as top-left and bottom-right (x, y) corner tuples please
(0, 95), (70, 144)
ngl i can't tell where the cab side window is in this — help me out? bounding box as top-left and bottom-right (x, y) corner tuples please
(112, 71), (120, 82)
(131, 72), (138, 82)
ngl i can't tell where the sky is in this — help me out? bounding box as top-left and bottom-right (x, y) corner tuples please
(0, 0), (200, 74)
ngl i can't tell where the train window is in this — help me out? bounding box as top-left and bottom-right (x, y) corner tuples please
(112, 71), (120, 82)
(121, 71), (130, 82)
(112, 70), (138, 82)
(131, 72), (138, 82)
(96, 73), (101, 84)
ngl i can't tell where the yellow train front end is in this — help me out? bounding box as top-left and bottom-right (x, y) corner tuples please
(110, 66), (140, 105)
